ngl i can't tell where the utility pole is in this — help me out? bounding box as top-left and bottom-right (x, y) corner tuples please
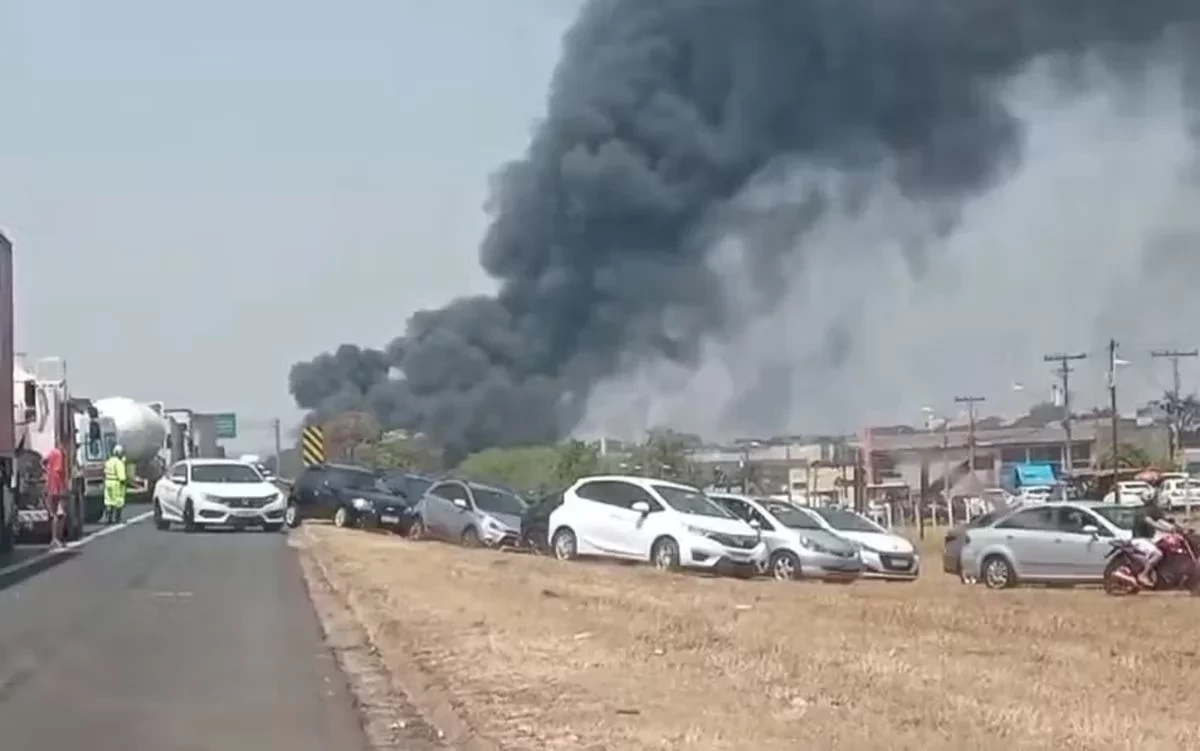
(1044, 352), (1087, 477)
(272, 418), (282, 475)
(954, 396), (986, 482)
(1151, 349), (1198, 465)
(1108, 339), (1121, 504)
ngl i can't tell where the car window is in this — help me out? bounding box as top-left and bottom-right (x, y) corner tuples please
(812, 507), (884, 533)
(711, 496), (748, 518)
(652, 485), (733, 518)
(764, 502), (821, 530)
(1092, 505), (1138, 530)
(330, 468), (379, 491)
(1055, 507), (1108, 536)
(996, 506), (1057, 530)
(471, 487), (527, 516)
(575, 480), (630, 507)
(431, 482), (467, 502)
(190, 463), (263, 483)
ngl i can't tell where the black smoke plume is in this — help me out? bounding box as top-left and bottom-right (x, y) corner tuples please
(290, 0), (1200, 462)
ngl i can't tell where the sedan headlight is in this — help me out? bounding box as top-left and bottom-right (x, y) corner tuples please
(684, 525), (715, 540)
(481, 515), (506, 533)
(351, 497), (372, 511)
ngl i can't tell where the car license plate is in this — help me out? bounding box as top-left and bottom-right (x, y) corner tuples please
(232, 509), (259, 517)
(380, 514), (400, 525)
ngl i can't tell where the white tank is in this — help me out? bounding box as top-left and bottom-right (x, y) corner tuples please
(93, 397), (168, 463)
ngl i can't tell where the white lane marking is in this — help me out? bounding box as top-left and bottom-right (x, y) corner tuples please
(0, 510), (154, 579)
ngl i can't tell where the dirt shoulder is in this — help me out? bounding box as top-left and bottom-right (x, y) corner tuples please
(298, 524), (1200, 751)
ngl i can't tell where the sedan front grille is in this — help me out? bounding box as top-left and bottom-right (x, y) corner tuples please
(222, 496), (274, 509)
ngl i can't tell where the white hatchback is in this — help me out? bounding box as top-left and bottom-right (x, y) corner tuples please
(547, 475), (768, 576)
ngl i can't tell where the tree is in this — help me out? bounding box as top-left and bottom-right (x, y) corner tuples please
(322, 411), (383, 462)
(627, 429), (699, 484)
(552, 439), (601, 487)
(1011, 401), (1064, 428)
(455, 445), (563, 495)
(359, 430), (444, 474)
(1096, 442), (1154, 470)
(1151, 391), (1200, 433)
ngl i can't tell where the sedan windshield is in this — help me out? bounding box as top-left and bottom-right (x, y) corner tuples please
(653, 485), (733, 518)
(191, 463), (263, 484)
(812, 507), (885, 533)
(472, 488), (527, 516)
(764, 502), (822, 529)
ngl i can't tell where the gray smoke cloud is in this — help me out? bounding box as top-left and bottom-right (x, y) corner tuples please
(289, 0), (1200, 461)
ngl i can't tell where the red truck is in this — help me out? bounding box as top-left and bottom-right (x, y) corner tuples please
(0, 231), (15, 555)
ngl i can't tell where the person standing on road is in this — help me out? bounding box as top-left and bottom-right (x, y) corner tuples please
(103, 445), (128, 525)
(43, 443), (68, 548)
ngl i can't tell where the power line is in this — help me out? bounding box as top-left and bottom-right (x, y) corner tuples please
(1151, 348), (1198, 464)
(1043, 352), (1087, 476)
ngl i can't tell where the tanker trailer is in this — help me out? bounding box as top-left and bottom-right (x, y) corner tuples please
(92, 397), (168, 504)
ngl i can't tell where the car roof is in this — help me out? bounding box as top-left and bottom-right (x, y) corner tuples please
(185, 458), (255, 467)
(573, 474), (700, 492)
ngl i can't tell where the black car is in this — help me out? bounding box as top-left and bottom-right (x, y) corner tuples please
(519, 489), (564, 554)
(382, 471), (435, 505)
(285, 463), (420, 534)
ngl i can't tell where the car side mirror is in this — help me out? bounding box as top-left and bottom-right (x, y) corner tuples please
(631, 501), (650, 515)
(1081, 524), (1098, 536)
(453, 498), (468, 510)
(749, 519), (762, 530)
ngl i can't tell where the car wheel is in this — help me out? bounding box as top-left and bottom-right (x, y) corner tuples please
(406, 518), (426, 541)
(153, 500), (169, 531)
(981, 554), (1016, 590)
(183, 501), (198, 533)
(770, 550), (802, 581)
(284, 502), (301, 529)
(262, 523), (283, 533)
(651, 537), (681, 572)
(461, 526), (480, 548)
(333, 506), (350, 528)
(551, 527), (577, 561)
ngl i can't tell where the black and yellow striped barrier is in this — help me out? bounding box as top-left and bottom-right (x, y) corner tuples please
(301, 424), (326, 467)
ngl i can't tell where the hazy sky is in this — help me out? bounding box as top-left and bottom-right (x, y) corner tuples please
(1, 0), (577, 449)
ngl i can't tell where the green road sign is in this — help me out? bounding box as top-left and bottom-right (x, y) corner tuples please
(214, 413), (237, 439)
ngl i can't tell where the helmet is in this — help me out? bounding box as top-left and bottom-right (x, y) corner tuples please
(113, 444), (124, 457)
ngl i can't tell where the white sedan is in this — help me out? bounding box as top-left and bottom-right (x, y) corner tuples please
(795, 504), (921, 580)
(153, 459), (287, 532)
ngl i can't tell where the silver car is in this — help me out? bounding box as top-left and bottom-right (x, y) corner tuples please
(709, 494), (863, 581)
(416, 479), (527, 548)
(959, 501), (1136, 589)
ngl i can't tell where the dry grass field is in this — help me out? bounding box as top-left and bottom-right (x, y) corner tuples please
(298, 524), (1200, 751)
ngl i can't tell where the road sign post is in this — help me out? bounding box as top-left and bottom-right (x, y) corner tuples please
(214, 413), (237, 440)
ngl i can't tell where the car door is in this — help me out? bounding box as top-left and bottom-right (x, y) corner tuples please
(445, 483), (475, 540)
(605, 482), (663, 559)
(571, 480), (634, 554)
(991, 506), (1059, 579)
(423, 481), (464, 539)
(162, 462), (188, 516)
(1053, 507), (1115, 580)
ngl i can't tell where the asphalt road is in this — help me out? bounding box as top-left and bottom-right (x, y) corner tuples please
(0, 517), (370, 751)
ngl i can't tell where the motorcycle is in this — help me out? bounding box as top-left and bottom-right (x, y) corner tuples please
(1103, 526), (1200, 595)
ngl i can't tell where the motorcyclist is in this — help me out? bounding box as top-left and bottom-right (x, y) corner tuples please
(1130, 488), (1175, 587)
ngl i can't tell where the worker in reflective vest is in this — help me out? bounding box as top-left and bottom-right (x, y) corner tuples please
(103, 445), (128, 524)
